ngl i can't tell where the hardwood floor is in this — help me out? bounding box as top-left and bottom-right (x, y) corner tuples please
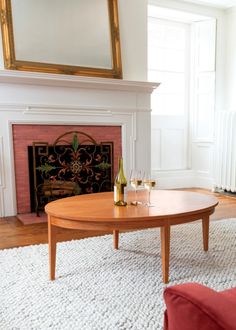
(1, 189), (236, 250)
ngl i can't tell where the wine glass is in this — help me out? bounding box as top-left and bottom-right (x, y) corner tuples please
(143, 173), (156, 207)
(129, 169), (143, 205)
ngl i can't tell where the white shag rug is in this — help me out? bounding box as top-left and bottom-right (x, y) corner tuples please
(1, 219), (236, 330)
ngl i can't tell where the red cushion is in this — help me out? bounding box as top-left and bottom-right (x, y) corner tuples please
(221, 287), (236, 302)
(163, 283), (236, 330)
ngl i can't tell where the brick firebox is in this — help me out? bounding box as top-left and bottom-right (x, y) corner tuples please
(12, 124), (121, 214)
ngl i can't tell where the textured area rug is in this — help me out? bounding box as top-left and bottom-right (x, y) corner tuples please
(1, 219), (236, 330)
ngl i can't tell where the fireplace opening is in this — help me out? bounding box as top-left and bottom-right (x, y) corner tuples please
(27, 131), (114, 215)
(12, 123), (121, 223)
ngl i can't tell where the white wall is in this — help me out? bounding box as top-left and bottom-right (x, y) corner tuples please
(225, 7), (236, 111)
(118, 0), (148, 81)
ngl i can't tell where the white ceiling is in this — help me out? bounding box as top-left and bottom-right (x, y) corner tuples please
(182, 0), (236, 9)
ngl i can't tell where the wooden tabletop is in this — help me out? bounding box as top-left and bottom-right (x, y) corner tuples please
(45, 190), (218, 227)
(46, 190), (218, 283)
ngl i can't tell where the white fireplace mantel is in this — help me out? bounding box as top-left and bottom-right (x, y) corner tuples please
(0, 70), (158, 93)
(0, 70), (159, 217)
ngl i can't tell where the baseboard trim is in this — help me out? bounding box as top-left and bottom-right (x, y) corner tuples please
(153, 170), (214, 190)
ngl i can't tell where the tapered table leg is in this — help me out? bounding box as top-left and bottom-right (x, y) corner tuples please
(161, 225), (170, 284)
(113, 230), (119, 250)
(202, 216), (210, 251)
(48, 216), (57, 280)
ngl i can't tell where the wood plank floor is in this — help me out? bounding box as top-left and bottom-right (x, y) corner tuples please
(1, 189), (236, 250)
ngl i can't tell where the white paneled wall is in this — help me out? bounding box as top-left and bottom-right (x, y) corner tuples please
(162, 129), (185, 169)
(151, 116), (187, 171)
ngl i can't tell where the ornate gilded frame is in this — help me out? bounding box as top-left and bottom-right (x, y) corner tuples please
(0, 0), (122, 78)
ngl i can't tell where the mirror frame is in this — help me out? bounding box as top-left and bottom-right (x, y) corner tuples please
(0, 0), (122, 78)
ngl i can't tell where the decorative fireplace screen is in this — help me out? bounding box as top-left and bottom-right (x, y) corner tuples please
(28, 131), (113, 215)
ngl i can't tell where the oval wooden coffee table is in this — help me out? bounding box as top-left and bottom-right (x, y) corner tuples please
(45, 190), (218, 283)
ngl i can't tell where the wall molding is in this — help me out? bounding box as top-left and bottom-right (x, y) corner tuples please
(154, 169), (196, 189)
(153, 169), (213, 190)
(0, 103), (152, 115)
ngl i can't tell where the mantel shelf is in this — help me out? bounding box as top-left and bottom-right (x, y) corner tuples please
(0, 70), (160, 93)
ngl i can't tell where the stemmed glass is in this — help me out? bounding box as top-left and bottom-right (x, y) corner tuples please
(129, 169), (143, 205)
(143, 173), (156, 207)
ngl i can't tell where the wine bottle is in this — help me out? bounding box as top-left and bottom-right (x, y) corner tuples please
(114, 157), (127, 206)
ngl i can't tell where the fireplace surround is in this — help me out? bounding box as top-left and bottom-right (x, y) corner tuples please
(14, 125), (121, 214)
(0, 71), (159, 217)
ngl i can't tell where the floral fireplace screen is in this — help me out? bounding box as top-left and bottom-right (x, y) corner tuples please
(28, 131), (113, 215)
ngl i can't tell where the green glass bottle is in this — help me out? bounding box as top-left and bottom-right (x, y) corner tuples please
(114, 157), (127, 206)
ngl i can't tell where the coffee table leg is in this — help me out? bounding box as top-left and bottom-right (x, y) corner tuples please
(48, 216), (57, 280)
(113, 230), (119, 250)
(202, 216), (209, 251)
(161, 225), (170, 284)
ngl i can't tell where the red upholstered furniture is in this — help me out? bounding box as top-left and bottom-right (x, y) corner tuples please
(163, 283), (236, 330)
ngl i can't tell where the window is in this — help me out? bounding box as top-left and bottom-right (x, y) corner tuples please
(148, 5), (216, 172)
(148, 18), (190, 116)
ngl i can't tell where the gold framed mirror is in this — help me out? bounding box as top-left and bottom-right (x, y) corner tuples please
(0, 0), (122, 78)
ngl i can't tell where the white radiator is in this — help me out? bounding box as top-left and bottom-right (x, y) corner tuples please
(214, 111), (236, 192)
